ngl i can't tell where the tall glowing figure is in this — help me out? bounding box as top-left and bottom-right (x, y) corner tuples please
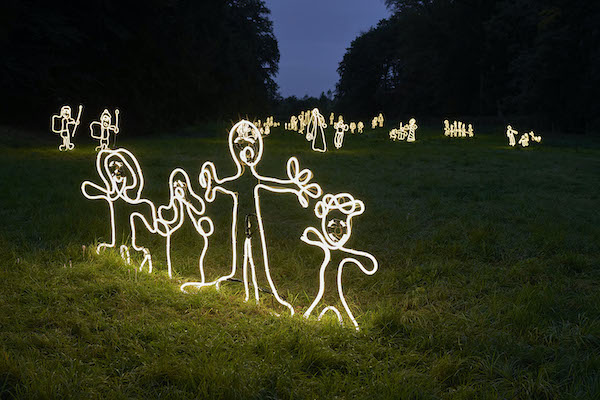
(301, 193), (378, 330)
(51, 105), (83, 151)
(306, 108), (328, 152)
(333, 116), (349, 149)
(181, 120), (322, 316)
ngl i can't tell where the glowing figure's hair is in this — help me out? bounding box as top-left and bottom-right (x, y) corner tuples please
(51, 105), (83, 151)
(301, 193), (378, 330)
(180, 120), (322, 317)
(90, 108), (120, 151)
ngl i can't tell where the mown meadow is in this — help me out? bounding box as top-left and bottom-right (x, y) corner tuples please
(1, 123), (599, 399)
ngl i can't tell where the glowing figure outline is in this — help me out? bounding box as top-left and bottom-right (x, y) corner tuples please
(51, 105), (83, 151)
(90, 108), (120, 151)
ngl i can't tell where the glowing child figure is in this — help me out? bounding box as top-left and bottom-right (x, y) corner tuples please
(181, 120), (322, 316)
(357, 121), (364, 134)
(301, 193), (378, 331)
(371, 117), (378, 129)
(90, 108), (120, 151)
(506, 125), (518, 147)
(443, 120), (450, 136)
(406, 118), (418, 142)
(518, 131), (529, 147)
(349, 122), (356, 134)
(377, 113), (384, 128)
(467, 124), (474, 137)
(51, 105), (83, 151)
(329, 112), (335, 126)
(130, 168), (214, 278)
(333, 116), (349, 149)
(306, 108), (328, 152)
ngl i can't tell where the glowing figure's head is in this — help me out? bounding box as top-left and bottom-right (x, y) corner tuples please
(60, 106), (71, 118)
(409, 118), (416, 125)
(315, 193), (365, 248)
(100, 149), (143, 200)
(228, 120), (263, 167)
(101, 109), (112, 128)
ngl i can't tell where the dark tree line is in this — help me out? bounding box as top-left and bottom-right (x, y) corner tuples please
(336, 0), (600, 133)
(0, 0), (279, 131)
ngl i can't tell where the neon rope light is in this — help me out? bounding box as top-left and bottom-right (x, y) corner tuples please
(357, 121), (364, 134)
(306, 108), (328, 152)
(180, 120), (322, 317)
(371, 117), (378, 129)
(51, 105), (83, 151)
(390, 118), (417, 142)
(329, 112), (335, 126)
(506, 125), (518, 147)
(90, 108), (120, 151)
(349, 122), (356, 134)
(444, 120), (474, 138)
(377, 113), (384, 128)
(301, 193), (378, 330)
(333, 116), (349, 149)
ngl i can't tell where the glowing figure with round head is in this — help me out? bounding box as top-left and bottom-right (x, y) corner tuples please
(290, 115), (298, 131)
(130, 168), (213, 278)
(443, 120), (450, 136)
(518, 131), (529, 147)
(467, 124), (474, 137)
(306, 108), (328, 152)
(406, 118), (418, 142)
(357, 121), (364, 134)
(349, 122), (356, 134)
(51, 105), (83, 151)
(333, 116), (349, 149)
(90, 108), (120, 151)
(329, 112), (335, 126)
(371, 117), (378, 129)
(529, 131), (541, 143)
(377, 113), (384, 128)
(506, 125), (518, 147)
(181, 120), (322, 317)
(301, 193), (378, 330)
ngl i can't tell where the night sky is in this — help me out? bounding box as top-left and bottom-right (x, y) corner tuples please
(264, 0), (390, 98)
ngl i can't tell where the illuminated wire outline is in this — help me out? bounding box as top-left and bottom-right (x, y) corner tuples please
(51, 105), (83, 151)
(90, 108), (120, 151)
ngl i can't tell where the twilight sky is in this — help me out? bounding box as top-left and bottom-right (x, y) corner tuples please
(263, 0), (390, 98)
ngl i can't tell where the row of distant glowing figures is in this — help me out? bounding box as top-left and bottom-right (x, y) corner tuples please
(51, 105), (120, 151)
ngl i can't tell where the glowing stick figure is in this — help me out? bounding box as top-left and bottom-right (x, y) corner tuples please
(51, 105), (83, 151)
(406, 118), (418, 142)
(130, 168), (214, 278)
(329, 112), (335, 126)
(357, 121), (364, 134)
(467, 124), (474, 137)
(377, 113), (384, 128)
(333, 116), (349, 149)
(443, 120), (450, 136)
(371, 117), (378, 129)
(506, 125), (518, 147)
(306, 108), (328, 152)
(518, 131), (529, 147)
(290, 116), (298, 131)
(81, 148), (156, 256)
(301, 193), (378, 330)
(298, 112), (305, 134)
(529, 131), (541, 142)
(90, 109), (120, 151)
(389, 128), (399, 141)
(181, 120), (322, 316)
(349, 122), (356, 134)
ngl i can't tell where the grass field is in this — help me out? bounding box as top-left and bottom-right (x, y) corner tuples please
(1, 122), (599, 399)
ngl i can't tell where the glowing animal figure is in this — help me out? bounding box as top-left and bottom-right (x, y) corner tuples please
(90, 108), (120, 151)
(333, 116), (349, 149)
(506, 125), (518, 147)
(130, 168), (214, 278)
(81, 148), (155, 256)
(301, 193), (378, 330)
(329, 112), (335, 126)
(181, 120), (322, 316)
(357, 121), (364, 134)
(306, 108), (328, 152)
(377, 113), (384, 128)
(349, 122), (356, 134)
(51, 105), (83, 151)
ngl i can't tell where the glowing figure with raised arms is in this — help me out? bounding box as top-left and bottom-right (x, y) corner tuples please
(90, 108), (120, 151)
(333, 116), (349, 149)
(301, 193), (378, 330)
(181, 120), (322, 316)
(51, 105), (83, 151)
(306, 108), (328, 152)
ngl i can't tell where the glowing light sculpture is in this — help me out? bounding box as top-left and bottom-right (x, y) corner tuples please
(357, 121), (364, 134)
(90, 108), (120, 151)
(350, 122), (356, 134)
(333, 116), (349, 149)
(377, 113), (384, 128)
(406, 118), (418, 142)
(444, 120), (474, 138)
(180, 120), (322, 317)
(306, 108), (328, 152)
(371, 117), (378, 129)
(329, 112), (335, 126)
(529, 131), (542, 143)
(301, 193), (378, 331)
(506, 125), (518, 147)
(390, 119), (417, 142)
(51, 105), (83, 151)
(518, 131), (530, 147)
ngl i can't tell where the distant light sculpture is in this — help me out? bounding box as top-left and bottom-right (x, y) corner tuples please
(349, 122), (356, 134)
(51, 105), (83, 151)
(406, 118), (417, 142)
(329, 112), (335, 126)
(301, 193), (378, 331)
(377, 113), (384, 128)
(306, 108), (328, 152)
(444, 120), (474, 138)
(371, 117), (378, 129)
(529, 131), (541, 143)
(506, 125), (518, 147)
(298, 112), (306, 134)
(333, 116), (349, 149)
(518, 131), (529, 147)
(357, 121), (364, 134)
(180, 120), (322, 316)
(90, 108), (120, 151)
(290, 116), (298, 131)
(390, 118), (417, 142)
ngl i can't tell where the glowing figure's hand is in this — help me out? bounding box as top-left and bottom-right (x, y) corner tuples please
(286, 157), (322, 207)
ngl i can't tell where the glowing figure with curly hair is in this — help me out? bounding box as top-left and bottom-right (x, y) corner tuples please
(51, 105), (82, 151)
(301, 193), (378, 330)
(181, 120), (322, 316)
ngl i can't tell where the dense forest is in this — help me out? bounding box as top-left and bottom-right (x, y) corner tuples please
(336, 0), (600, 133)
(0, 0), (279, 130)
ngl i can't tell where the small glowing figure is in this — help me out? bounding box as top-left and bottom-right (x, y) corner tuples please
(306, 108), (328, 152)
(290, 116), (298, 131)
(467, 124), (474, 137)
(349, 122), (356, 134)
(406, 118), (417, 142)
(529, 131), (542, 142)
(333, 116), (349, 149)
(443, 120), (450, 136)
(377, 113), (384, 128)
(298, 112), (305, 134)
(181, 120), (322, 317)
(90, 109), (120, 151)
(518, 131), (530, 147)
(506, 125), (518, 147)
(301, 193), (378, 331)
(329, 112), (335, 126)
(51, 105), (83, 151)
(389, 129), (398, 141)
(371, 117), (378, 129)
(357, 121), (364, 134)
